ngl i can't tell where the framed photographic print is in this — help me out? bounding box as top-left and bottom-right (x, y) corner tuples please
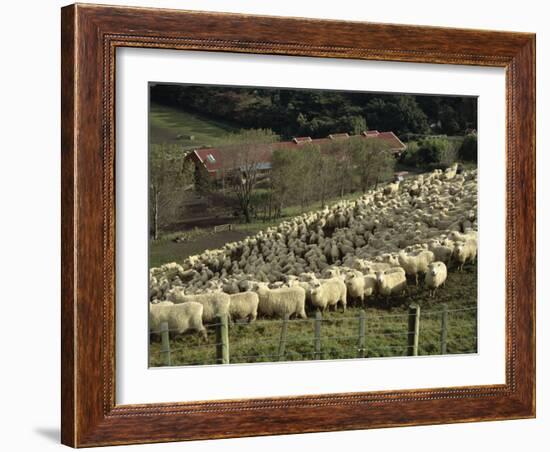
(61, 3), (536, 447)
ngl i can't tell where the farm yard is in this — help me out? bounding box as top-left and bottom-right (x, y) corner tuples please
(149, 166), (478, 366)
(148, 85), (478, 367)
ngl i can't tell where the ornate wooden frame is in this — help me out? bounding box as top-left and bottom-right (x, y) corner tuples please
(61, 3), (536, 447)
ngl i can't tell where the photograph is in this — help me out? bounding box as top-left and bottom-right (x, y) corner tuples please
(147, 84), (479, 367)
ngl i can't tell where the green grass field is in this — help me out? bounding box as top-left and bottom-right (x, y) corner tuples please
(149, 102), (238, 147)
(149, 262), (477, 366)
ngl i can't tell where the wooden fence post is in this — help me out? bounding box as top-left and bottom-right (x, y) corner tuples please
(160, 321), (171, 366)
(278, 313), (289, 361)
(358, 310), (367, 358)
(407, 304), (420, 356)
(314, 311), (322, 360)
(215, 314), (230, 364)
(440, 303), (448, 355)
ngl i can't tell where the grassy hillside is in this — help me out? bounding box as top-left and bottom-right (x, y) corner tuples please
(149, 102), (238, 147)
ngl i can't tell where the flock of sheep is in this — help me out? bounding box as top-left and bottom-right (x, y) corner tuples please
(149, 165), (478, 340)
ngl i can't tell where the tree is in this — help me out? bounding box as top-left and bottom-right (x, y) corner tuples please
(149, 144), (193, 240)
(350, 137), (394, 192)
(150, 84), (473, 140)
(315, 152), (338, 208)
(222, 129), (279, 222)
(399, 141), (420, 167)
(349, 116), (367, 135)
(271, 147), (301, 216)
(459, 133), (478, 162)
(363, 95), (430, 136)
(418, 138), (448, 165)
(440, 105), (461, 135)
(322, 140), (354, 198)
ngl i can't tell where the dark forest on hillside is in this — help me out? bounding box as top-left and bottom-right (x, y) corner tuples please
(150, 84), (477, 139)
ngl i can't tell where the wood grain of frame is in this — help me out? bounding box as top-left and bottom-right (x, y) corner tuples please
(61, 3), (536, 447)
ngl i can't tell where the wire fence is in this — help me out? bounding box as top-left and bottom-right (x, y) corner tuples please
(149, 304), (477, 367)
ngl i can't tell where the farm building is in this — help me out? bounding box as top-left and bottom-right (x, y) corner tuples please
(188, 130), (406, 180)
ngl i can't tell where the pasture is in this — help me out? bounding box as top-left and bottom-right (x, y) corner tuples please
(149, 102), (238, 146)
(149, 261), (477, 366)
(148, 159), (478, 367)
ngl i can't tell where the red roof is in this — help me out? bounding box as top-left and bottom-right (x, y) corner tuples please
(190, 131), (406, 174)
(367, 131), (406, 152)
(329, 133), (350, 140)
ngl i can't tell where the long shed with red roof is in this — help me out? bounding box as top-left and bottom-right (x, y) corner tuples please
(188, 131), (406, 180)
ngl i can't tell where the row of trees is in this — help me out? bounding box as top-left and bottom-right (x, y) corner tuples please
(270, 137), (394, 217)
(399, 133), (477, 170)
(204, 131), (396, 223)
(151, 85), (477, 140)
(149, 143), (194, 240)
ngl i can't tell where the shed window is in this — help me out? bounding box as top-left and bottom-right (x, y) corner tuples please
(206, 154), (216, 163)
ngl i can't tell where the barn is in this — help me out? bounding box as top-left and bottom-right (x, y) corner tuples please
(187, 130), (406, 180)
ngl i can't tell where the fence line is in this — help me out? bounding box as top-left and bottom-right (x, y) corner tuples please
(151, 304), (477, 366)
(213, 224), (234, 233)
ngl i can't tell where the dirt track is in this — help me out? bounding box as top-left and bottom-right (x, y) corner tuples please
(150, 229), (252, 267)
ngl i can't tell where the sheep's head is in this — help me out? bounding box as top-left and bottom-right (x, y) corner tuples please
(453, 243), (464, 256)
(251, 282), (267, 292)
(428, 264), (438, 277)
(310, 282), (322, 295)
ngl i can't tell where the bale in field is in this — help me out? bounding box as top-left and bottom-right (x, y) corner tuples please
(149, 301), (207, 341)
(425, 261), (448, 297)
(228, 291), (259, 323)
(310, 278), (347, 312)
(254, 284), (307, 319)
(169, 291), (230, 323)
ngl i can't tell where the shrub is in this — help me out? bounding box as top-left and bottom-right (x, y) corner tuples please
(399, 141), (419, 167)
(401, 138), (448, 169)
(459, 133), (478, 162)
(416, 138), (447, 165)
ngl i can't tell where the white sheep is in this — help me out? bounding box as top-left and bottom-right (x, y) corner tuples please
(170, 292), (230, 323)
(398, 250), (435, 285)
(149, 301), (207, 340)
(384, 181), (400, 196)
(428, 240), (453, 264)
(255, 284), (307, 319)
(345, 273), (365, 306)
(376, 268), (407, 300)
(228, 292), (259, 323)
(425, 261), (448, 297)
(453, 238), (477, 271)
(443, 163), (459, 180)
(310, 278), (347, 312)
(321, 266), (341, 279)
(363, 274), (378, 299)
(150, 167), (477, 307)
